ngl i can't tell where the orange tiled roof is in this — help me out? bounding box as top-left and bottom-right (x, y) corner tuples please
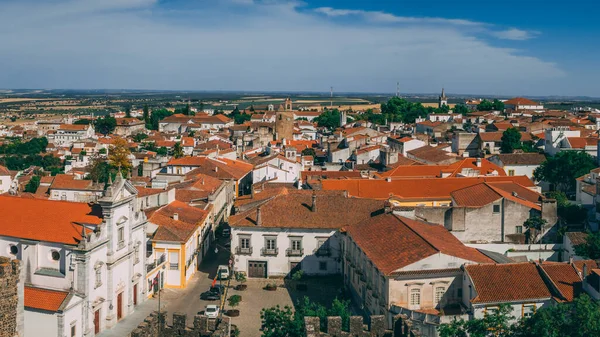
(540, 263), (581, 301)
(229, 189), (383, 229)
(25, 286), (69, 312)
(50, 174), (95, 190)
(148, 200), (210, 242)
(0, 165), (10, 175)
(466, 263), (553, 304)
(346, 214), (492, 275)
(59, 124), (88, 131)
(504, 97), (540, 106)
(451, 181), (542, 210)
(567, 137), (597, 149)
(0, 196), (101, 245)
(321, 176), (535, 200)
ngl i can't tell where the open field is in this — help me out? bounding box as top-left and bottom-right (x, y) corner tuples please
(0, 98), (56, 103)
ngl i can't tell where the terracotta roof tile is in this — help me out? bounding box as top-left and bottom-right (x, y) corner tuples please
(346, 214), (492, 275)
(50, 174), (96, 190)
(466, 263), (553, 304)
(566, 232), (588, 246)
(567, 137), (598, 149)
(321, 176), (535, 200)
(540, 263), (581, 301)
(25, 286), (69, 312)
(0, 196), (102, 245)
(504, 97), (540, 106)
(230, 190), (383, 229)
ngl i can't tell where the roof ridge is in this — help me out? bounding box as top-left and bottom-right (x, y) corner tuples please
(393, 215), (440, 254)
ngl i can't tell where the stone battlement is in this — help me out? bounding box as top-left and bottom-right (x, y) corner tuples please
(304, 315), (392, 337)
(130, 311), (230, 337)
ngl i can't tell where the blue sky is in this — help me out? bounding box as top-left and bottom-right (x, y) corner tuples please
(0, 0), (597, 96)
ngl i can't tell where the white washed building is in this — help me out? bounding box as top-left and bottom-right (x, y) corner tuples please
(0, 174), (146, 337)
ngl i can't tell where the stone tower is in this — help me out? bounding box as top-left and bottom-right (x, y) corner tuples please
(439, 88), (448, 108)
(284, 98), (293, 111)
(0, 257), (24, 337)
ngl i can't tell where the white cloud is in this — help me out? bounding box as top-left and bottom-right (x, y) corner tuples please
(0, 0), (574, 95)
(314, 7), (481, 26)
(492, 28), (540, 40)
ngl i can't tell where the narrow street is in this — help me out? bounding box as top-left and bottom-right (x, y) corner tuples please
(161, 242), (231, 324)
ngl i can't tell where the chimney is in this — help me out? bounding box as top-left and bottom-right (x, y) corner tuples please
(386, 177), (392, 183)
(476, 158), (482, 167)
(311, 192), (317, 212)
(256, 206), (262, 226)
(173, 213), (179, 221)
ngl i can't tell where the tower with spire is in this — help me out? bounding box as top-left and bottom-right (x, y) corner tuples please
(439, 88), (448, 108)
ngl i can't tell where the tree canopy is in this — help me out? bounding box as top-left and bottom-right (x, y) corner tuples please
(453, 104), (469, 115)
(533, 151), (596, 193)
(173, 142), (184, 159)
(260, 297), (352, 337)
(108, 138), (132, 170)
(439, 294), (600, 337)
(574, 232), (600, 259)
(501, 127), (522, 153)
(380, 97), (434, 124)
(314, 109), (341, 129)
(95, 116), (117, 136)
(0, 137), (48, 155)
(143, 105), (150, 125)
(231, 107), (251, 124)
(477, 99), (505, 112)
(148, 108), (173, 130)
(24, 175), (41, 193)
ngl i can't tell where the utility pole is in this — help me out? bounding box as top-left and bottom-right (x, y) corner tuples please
(330, 86), (333, 107)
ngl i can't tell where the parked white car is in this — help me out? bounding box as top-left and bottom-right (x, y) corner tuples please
(205, 305), (219, 318)
(217, 265), (230, 280)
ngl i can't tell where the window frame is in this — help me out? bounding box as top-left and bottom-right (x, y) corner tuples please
(410, 288), (421, 306)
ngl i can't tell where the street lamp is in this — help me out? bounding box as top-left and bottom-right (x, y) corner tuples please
(158, 265), (166, 337)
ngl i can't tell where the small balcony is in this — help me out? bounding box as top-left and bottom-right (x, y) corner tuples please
(261, 248), (279, 256)
(146, 254), (166, 273)
(236, 247), (253, 255)
(286, 248), (304, 257)
(314, 247), (331, 257)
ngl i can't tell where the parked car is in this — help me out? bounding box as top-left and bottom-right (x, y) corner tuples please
(205, 304), (219, 318)
(222, 228), (230, 238)
(217, 265), (230, 280)
(200, 285), (224, 301)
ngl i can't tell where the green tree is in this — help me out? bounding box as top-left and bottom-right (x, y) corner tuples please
(24, 175), (41, 193)
(231, 106), (251, 124)
(260, 305), (303, 337)
(95, 116), (117, 136)
(156, 147), (168, 156)
(143, 105), (150, 125)
(87, 156), (112, 184)
(523, 216), (547, 243)
(380, 97), (430, 123)
(515, 294), (600, 337)
(501, 127), (522, 153)
(125, 105), (132, 118)
(133, 133), (148, 143)
(301, 148), (316, 157)
(533, 151), (596, 193)
(439, 304), (514, 337)
(73, 119), (91, 125)
(477, 100), (494, 111)
(173, 142), (184, 159)
(148, 108), (173, 130)
(574, 232), (600, 259)
(453, 104), (470, 115)
(492, 99), (505, 111)
(314, 109), (341, 129)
